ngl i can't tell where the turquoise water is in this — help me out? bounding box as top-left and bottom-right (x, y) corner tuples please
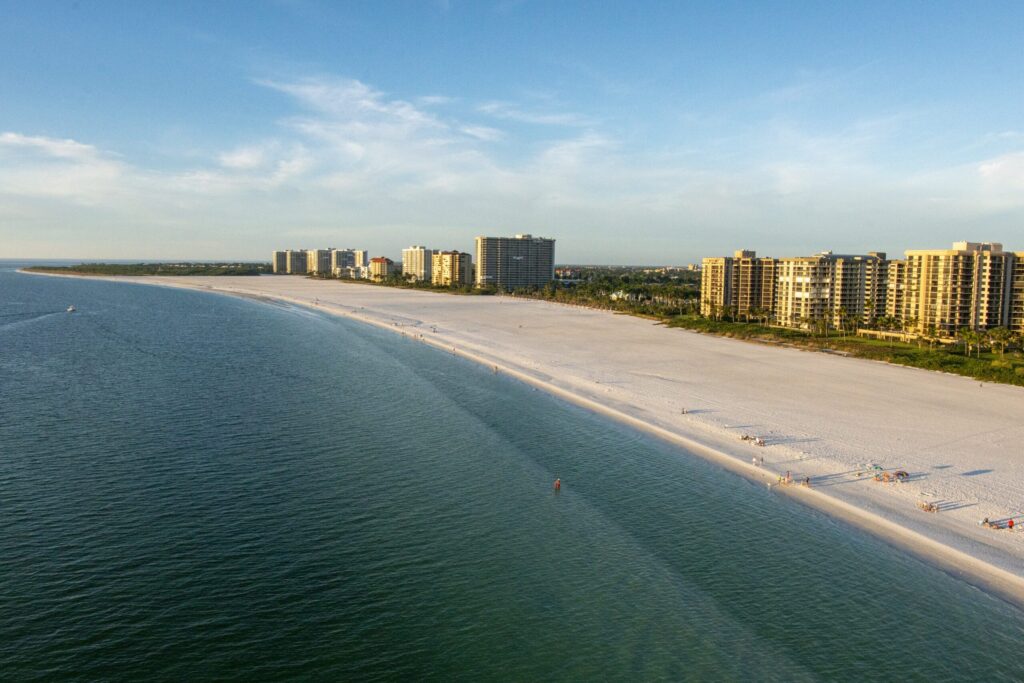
(2, 264), (1023, 681)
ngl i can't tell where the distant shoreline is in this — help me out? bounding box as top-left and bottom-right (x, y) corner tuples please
(19, 268), (1024, 611)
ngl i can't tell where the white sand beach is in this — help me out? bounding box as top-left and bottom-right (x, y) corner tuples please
(33, 273), (1024, 604)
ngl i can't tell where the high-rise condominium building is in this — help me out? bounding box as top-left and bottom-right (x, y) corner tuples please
(1011, 253), (1024, 333)
(331, 248), (356, 273)
(306, 249), (332, 275)
(774, 252), (886, 329)
(861, 252), (889, 325)
(897, 242), (1015, 336)
(884, 260), (907, 321)
(354, 250), (369, 269)
(285, 249), (307, 274)
(475, 234), (555, 290)
(369, 257), (394, 282)
(272, 251), (287, 274)
(705, 240), (1023, 337)
(699, 250), (777, 318)
(402, 246), (433, 282)
(431, 251), (473, 286)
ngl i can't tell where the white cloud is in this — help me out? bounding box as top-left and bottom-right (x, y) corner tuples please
(478, 100), (590, 126)
(0, 132), (100, 160)
(978, 151), (1024, 188)
(4, 74), (1024, 261)
(0, 131), (126, 205)
(218, 145), (268, 169)
(460, 125), (504, 141)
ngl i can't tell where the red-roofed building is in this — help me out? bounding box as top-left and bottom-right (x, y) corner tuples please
(369, 257), (395, 281)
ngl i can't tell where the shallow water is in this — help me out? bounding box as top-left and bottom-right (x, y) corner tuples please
(2, 265), (1023, 681)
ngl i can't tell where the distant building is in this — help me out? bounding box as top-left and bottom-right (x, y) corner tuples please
(432, 251), (473, 286)
(272, 251), (287, 274)
(331, 249), (356, 273)
(699, 250), (776, 318)
(335, 266), (367, 280)
(402, 246), (433, 282)
(354, 250), (369, 268)
(475, 234), (555, 290)
(369, 257), (395, 282)
(884, 260), (907, 322)
(861, 252), (889, 325)
(285, 249), (307, 275)
(306, 249), (332, 274)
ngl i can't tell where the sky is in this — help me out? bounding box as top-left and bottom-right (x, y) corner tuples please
(1, 1), (1023, 264)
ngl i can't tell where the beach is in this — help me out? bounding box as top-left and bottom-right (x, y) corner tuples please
(31, 272), (1024, 605)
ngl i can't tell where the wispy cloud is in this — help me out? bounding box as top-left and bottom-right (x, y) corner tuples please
(978, 151), (1024, 188)
(460, 125), (504, 141)
(0, 132), (102, 160)
(478, 100), (591, 126)
(4, 71), (1024, 260)
(0, 132), (125, 203)
(218, 144), (269, 170)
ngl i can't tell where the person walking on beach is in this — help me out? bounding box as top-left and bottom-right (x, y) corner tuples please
(1010, 518), (1015, 531)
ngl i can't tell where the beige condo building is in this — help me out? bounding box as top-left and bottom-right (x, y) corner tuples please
(699, 250), (777, 318)
(897, 242), (1015, 337)
(369, 257), (394, 282)
(702, 240), (1023, 339)
(862, 253), (889, 325)
(1011, 253), (1024, 333)
(432, 251), (473, 286)
(306, 249), (332, 275)
(884, 260), (907, 321)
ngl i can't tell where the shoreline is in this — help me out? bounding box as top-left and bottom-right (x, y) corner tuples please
(21, 269), (1024, 610)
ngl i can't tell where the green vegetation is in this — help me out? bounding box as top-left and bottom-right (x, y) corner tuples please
(309, 271), (499, 295)
(26, 262), (272, 276)
(527, 265), (701, 316)
(665, 315), (1024, 387)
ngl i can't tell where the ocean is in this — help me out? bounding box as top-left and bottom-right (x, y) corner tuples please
(2, 264), (1023, 681)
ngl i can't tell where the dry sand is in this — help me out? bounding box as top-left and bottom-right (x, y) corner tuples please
(31, 272), (1024, 605)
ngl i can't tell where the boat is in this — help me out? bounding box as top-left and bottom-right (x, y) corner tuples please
(66, 305), (76, 313)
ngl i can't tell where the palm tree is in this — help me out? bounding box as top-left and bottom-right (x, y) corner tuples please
(957, 328), (971, 356)
(837, 306), (849, 338)
(988, 327), (1012, 357)
(959, 328), (982, 358)
(901, 316), (918, 346)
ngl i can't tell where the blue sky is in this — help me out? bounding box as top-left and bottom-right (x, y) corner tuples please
(2, 1), (1023, 263)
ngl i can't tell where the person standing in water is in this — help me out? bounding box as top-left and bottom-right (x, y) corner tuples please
(554, 478), (561, 491)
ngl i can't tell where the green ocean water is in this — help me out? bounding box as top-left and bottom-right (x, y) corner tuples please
(2, 265), (1023, 681)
